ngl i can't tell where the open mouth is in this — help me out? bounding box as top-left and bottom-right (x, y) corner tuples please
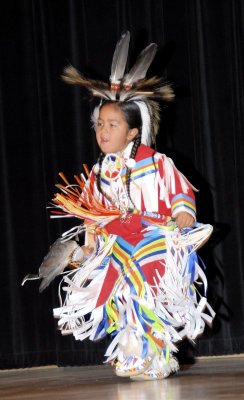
(101, 139), (110, 144)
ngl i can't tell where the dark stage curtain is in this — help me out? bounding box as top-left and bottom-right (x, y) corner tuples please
(1, 0), (244, 369)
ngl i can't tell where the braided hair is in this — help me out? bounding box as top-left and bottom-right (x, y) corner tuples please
(95, 101), (142, 206)
(96, 151), (106, 198)
(125, 131), (141, 207)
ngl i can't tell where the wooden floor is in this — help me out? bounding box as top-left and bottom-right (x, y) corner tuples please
(1, 355), (244, 400)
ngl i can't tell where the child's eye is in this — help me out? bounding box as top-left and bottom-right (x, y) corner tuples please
(111, 124), (117, 128)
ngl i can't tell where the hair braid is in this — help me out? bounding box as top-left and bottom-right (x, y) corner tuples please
(96, 152), (105, 196)
(125, 132), (142, 207)
(96, 152), (116, 203)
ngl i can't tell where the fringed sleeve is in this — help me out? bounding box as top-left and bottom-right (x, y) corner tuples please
(157, 154), (197, 220)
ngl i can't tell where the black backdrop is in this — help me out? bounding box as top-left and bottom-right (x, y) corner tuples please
(1, 0), (244, 369)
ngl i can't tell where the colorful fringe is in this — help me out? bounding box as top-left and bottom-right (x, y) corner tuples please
(54, 223), (215, 364)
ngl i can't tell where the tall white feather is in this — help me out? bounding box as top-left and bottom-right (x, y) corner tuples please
(123, 43), (158, 87)
(110, 31), (130, 84)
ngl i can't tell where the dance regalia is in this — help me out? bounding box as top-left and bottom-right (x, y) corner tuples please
(53, 142), (214, 374)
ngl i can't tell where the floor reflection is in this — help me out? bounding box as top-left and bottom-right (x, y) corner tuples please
(116, 378), (181, 400)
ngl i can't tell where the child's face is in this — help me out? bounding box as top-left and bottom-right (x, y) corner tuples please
(96, 103), (138, 154)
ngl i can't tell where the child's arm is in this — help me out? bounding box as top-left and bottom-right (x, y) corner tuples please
(170, 177), (196, 230)
(158, 154), (197, 229)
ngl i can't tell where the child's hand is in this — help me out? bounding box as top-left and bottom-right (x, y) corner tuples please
(82, 245), (94, 258)
(71, 245), (94, 263)
(174, 212), (195, 230)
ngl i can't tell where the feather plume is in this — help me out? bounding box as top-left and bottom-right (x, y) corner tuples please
(132, 86), (175, 102)
(38, 239), (79, 292)
(133, 77), (174, 102)
(123, 43), (158, 87)
(134, 76), (161, 89)
(62, 65), (109, 92)
(147, 100), (161, 140)
(156, 85), (175, 102)
(110, 31), (130, 84)
(21, 239), (81, 292)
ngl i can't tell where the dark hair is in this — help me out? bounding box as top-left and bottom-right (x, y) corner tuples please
(96, 101), (142, 207)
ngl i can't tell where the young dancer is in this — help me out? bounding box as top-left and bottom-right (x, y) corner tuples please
(24, 31), (214, 380)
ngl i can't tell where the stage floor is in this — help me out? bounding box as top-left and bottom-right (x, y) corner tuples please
(1, 355), (244, 399)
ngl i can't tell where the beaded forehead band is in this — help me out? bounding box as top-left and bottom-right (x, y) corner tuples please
(62, 31), (174, 145)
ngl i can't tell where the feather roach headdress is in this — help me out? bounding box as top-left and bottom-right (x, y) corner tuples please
(62, 31), (174, 145)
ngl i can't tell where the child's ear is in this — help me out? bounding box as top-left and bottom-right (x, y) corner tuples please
(127, 128), (139, 141)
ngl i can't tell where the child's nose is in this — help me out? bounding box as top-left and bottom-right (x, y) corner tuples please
(100, 124), (109, 135)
